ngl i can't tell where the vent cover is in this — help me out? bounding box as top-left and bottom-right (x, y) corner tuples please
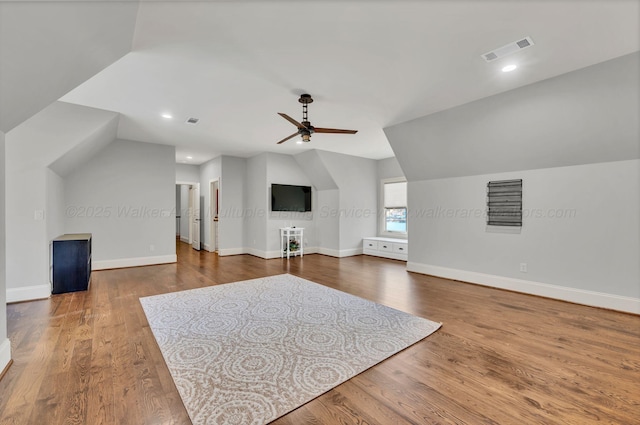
(487, 179), (522, 227)
(186, 117), (199, 124)
(482, 37), (534, 62)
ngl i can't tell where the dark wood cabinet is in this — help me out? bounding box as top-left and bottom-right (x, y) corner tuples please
(50, 233), (92, 294)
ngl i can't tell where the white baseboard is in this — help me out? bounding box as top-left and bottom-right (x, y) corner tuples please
(0, 339), (11, 374)
(407, 262), (640, 314)
(93, 254), (177, 271)
(179, 237), (189, 244)
(217, 248), (246, 256)
(318, 247), (363, 258)
(7, 284), (51, 303)
(203, 243), (212, 252)
(247, 247), (320, 259)
(246, 248), (268, 259)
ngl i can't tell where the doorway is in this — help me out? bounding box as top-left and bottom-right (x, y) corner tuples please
(176, 181), (200, 250)
(209, 179), (220, 253)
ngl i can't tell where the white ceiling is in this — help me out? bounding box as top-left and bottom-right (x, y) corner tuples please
(59, 0), (640, 164)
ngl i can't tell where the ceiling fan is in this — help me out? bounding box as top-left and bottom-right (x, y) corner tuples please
(276, 94), (358, 144)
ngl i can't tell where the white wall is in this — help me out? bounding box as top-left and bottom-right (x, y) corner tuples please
(377, 157), (404, 181)
(0, 131), (11, 372)
(176, 163), (199, 183)
(244, 154), (268, 255)
(64, 140), (176, 269)
(45, 169), (65, 242)
(407, 160), (640, 312)
(315, 189), (340, 253)
(316, 150), (378, 254)
(5, 102), (119, 302)
(219, 156), (246, 255)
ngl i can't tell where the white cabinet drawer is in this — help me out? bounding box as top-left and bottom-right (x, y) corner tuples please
(392, 243), (408, 255)
(362, 237), (407, 261)
(378, 242), (393, 252)
(363, 240), (378, 250)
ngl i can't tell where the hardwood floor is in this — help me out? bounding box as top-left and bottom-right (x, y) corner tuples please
(1, 241), (638, 424)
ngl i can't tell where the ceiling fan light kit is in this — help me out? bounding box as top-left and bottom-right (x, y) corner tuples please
(276, 94), (357, 144)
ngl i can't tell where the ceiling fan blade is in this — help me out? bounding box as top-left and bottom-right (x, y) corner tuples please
(278, 113), (307, 129)
(276, 132), (300, 144)
(314, 127), (358, 134)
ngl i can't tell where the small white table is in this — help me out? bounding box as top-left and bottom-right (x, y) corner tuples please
(280, 227), (304, 259)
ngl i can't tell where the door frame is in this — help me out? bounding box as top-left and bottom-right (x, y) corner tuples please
(209, 179), (220, 253)
(190, 183), (201, 250)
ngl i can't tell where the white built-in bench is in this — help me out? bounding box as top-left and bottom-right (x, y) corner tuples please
(362, 237), (408, 261)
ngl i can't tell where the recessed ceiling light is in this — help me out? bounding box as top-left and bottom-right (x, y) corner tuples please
(296, 140), (303, 145)
(502, 64), (517, 73)
(186, 156), (193, 160)
(161, 113), (173, 119)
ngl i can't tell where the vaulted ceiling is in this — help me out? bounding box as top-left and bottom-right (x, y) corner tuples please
(2, 1), (638, 163)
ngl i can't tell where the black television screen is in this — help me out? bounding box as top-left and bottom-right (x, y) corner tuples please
(271, 184), (312, 212)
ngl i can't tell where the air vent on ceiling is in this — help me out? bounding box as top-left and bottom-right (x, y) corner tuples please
(481, 36), (534, 62)
(186, 117), (199, 125)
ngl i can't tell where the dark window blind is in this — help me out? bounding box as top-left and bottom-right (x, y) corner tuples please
(487, 179), (522, 226)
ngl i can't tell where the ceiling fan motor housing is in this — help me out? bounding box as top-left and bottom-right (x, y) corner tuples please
(298, 94), (314, 104)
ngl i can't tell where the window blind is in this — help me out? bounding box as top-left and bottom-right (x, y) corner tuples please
(384, 181), (407, 208)
(487, 179), (522, 226)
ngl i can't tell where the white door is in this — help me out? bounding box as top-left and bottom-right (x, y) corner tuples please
(190, 184), (201, 250)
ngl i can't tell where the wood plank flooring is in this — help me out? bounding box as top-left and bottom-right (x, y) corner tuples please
(0, 241), (638, 424)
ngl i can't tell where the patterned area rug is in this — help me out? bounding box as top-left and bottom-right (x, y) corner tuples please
(140, 274), (441, 425)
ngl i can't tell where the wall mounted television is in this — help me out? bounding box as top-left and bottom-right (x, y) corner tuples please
(271, 184), (312, 212)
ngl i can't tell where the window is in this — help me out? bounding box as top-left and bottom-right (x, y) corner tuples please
(487, 179), (522, 226)
(383, 180), (407, 234)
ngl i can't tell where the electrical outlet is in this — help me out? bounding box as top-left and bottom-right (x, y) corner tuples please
(520, 263), (527, 273)
(34, 210), (45, 221)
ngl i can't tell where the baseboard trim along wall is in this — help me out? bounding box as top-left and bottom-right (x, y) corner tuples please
(6, 284), (51, 303)
(319, 247), (363, 258)
(217, 248), (246, 256)
(0, 339), (11, 376)
(93, 254), (177, 271)
(407, 262), (640, 314)
(246, 247), (320, 259)
(241, 247), (361, 259)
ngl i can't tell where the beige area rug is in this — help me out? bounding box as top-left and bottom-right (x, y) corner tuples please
(140, 274), (441, 425)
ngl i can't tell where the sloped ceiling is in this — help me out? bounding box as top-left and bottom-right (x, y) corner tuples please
(0, 1), (139, 132)
(58, 0), (639, 163)
(2, 1), (639, 164)
(385, 53), (640, 181)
